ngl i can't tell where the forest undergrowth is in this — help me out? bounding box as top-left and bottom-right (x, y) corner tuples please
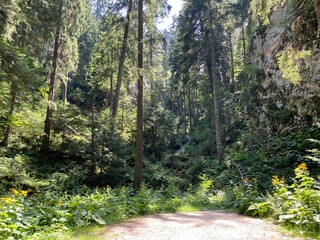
(0, 127), (319, 239)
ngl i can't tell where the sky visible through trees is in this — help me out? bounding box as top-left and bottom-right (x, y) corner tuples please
(158, 0), (183, 30)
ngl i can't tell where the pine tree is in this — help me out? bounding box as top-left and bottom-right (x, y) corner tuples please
(40, 0), (85, 153)
(315, 0), (320, 36)
(112, 0), (133, 129)
(134, 0), (144, 191)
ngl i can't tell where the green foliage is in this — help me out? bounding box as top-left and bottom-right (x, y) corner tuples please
(289, 0), (316, 18)
(246, 201), (273, 217)
(0, 151), (43, 194)
(236, 65), (264, 114)
(230, 178), (262, 214)
(277, 46), (312, 84)
(249, 0), (283, 25)
(306, 139), (320, 163)
(248, 163), (320, 237)
(0, 178), (228, 239)
(225, 127), (320, 192)
(272, 164), (320, 232)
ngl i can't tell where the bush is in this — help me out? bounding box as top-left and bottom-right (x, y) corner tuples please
(247, 163), (320, 237)
(0, 179), (221, 239)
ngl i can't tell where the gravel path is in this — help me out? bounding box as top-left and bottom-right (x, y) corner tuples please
(100, 211), (303, 240)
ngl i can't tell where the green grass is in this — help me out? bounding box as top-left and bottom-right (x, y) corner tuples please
(176, 204), (200, 212)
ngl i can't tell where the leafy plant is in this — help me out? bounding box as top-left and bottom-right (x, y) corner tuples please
(231, 178), (262, 214)
(306, 139), (320, 163)
(248, 163), (320, 237)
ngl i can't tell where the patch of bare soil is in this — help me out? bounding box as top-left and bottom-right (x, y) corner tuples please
(100, 211), (303, 240)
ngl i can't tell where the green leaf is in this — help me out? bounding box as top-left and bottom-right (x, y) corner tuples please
(92, 215), (106, 225)
(279, 214), (297, 222)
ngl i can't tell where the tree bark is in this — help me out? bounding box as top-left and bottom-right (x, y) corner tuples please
(195, 81), (199, 125)
(40, 28), (60, 154)
(187, 85), (193, 134)
(112, 0), (133, 124)
(314, 0), (320, 36)
(211, 45), (224, 163)
(229, 32), (235, 92)
(62, 80), (67, 105)
(0, 81), (17, 147)
(241, 26), (246, 64)
(206, 24), (224, 163)
(89, 103), (96, 176)
(182, 84), (187, 135)
(134, 0), (144, 192)
(149, 38), (157, 152)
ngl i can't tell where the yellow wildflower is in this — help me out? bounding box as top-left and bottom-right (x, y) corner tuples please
(272, 175), (285, 186)
(11, 188), (20, 196)
(294, 163), (308, 174)
(272, 176), (279, 185)
(20, 190), (28, 197)
(57, 200), (62, 207)
(11, 188), (28, 197)
(1, 197), (16, 204)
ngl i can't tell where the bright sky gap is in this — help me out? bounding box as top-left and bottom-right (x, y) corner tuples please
(158, 0), (184, 30)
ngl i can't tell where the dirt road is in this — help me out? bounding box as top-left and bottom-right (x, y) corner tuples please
(99, 211), (303, 240)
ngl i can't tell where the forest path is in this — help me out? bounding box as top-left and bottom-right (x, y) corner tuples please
(93, 210), (303, 240)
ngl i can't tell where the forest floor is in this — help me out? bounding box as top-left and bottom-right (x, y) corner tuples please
(89, 210), (304, 240)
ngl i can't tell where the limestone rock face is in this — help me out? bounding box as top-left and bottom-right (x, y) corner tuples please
(248, 1), (320, 127)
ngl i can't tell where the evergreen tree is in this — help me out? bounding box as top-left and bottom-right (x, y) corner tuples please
(40, 0), (85, 153)
(134, 0), (144, 191)
(112, 0), (133, 129)
(314, 0), (320, 35)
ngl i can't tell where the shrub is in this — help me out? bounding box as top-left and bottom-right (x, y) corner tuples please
(0, 180), (222, 239)
(247, 163), (320, 236)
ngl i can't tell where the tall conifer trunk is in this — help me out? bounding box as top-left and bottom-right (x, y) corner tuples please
(241, 26), (246, 64)
(134, 0), (143, 191)
(315, 0), (320, 36)
(229, 32), (235, 92)
(188, 85), (193, 134)
(0, 81), (17, 147)
(210, 43), (224, 163)
(40, 28), (60, 153)
(62, 80), (67, 105)
(149, 39), (157, 152)
(112, 0), (133, 127)
(206, 7), (224, 163)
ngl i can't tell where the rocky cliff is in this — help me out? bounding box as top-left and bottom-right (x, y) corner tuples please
(248, 0), (320, 130)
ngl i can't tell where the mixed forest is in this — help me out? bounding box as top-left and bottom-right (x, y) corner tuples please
(0, 0), (320, 239)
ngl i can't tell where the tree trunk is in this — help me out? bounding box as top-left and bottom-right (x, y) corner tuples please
(314, 0), (320, 36)
(195, 81), (199, 125)
(211, 45), (224, 163)
(90, 103), (96, 175)
(112, 0), (133, 123)
(182, 84), (187, 135)
(0, 81), (17, 147)
(241, 26), (246, 65)
(62, 80), (67, 105)
(134, 0), (143, 192)
(187, 85), (193, 134)
(229, 32), (235, 92)
(109, 56), (114, 109)
(206, 23), (224, 163)
(149, 38), (157, 152)
(40, 28), (60, 154)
